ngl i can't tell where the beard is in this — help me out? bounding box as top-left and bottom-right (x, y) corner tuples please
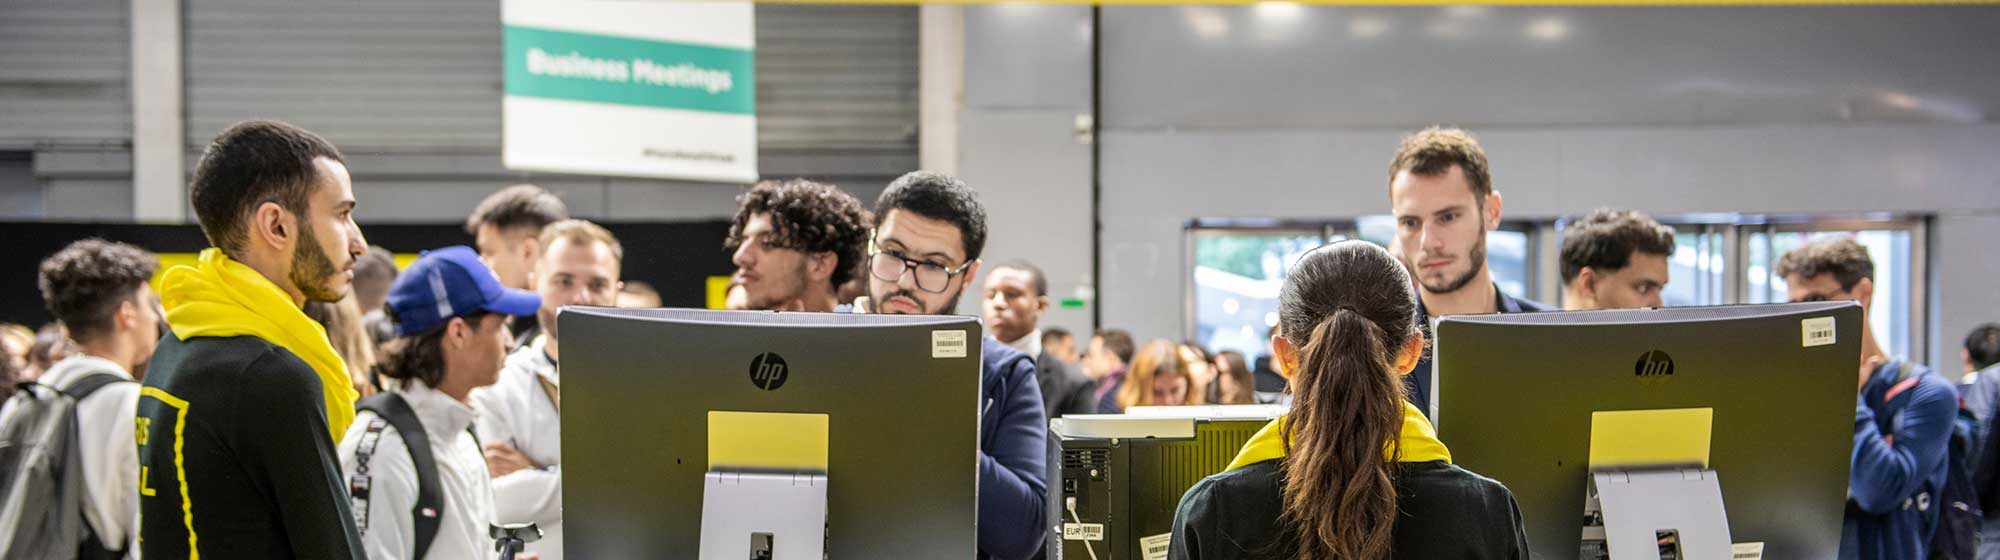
(1418, 221), (1488, 295)
(872, 284), (963, 315)
(291, 225), (347, 303)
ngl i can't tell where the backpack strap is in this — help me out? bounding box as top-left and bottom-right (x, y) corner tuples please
(1883, 360), (1921, 403)
(58, 372), (132, 401)
(354, 393), (444, 560)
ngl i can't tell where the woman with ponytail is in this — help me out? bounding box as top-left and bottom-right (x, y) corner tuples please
(1168, 240), (1528, 559)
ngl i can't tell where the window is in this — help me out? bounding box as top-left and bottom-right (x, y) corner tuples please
(1189, 229), (1323, 359)
(1189, 214), (1929, 362)
(1744, 221), (1924, 360)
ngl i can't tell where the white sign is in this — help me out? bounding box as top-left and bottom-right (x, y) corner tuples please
(502, 0), (757, 183)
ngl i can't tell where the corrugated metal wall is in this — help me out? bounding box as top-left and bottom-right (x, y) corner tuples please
(0, 1), (131, 147)
(184, 0), (919, 159)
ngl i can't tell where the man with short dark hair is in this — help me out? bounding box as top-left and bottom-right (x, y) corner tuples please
(470, 219), (625, 560)
(466, 184), (569, 291)
(1779, 238), (1956, 559)
(26, 239), (158, 557)
(1560, 208), (1676, 311)
(1385, 126), (1551, 416)
(863, 171), (1046, 560)
(727, 179), (871, 312)
(1087, 328), (1136, 413)
(1042, 328), (1078, 364)
(985, 260), (1095, 419)
(140, 120), (370, 557)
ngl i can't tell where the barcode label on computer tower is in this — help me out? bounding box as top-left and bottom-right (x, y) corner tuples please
(1802, 317), (1837, 348)
(1062, 523), (1104, 541)
(1140, 533), (1173, 560)
(933, 330), (969, 358)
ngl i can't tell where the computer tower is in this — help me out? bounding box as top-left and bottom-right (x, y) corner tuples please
(1047, 412), (1275, 560)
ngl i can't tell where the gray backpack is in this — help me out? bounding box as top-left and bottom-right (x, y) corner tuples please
(0, 373), (130, 560)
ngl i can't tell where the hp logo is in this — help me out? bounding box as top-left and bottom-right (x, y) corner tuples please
(749, 353), (789, 391)
(1633, 350), (1675, 386)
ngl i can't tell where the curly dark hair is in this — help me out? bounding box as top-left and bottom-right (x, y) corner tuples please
(38, 239), (158, 343)
(1776, 237), (1874, 291)
(727, 179), (871, 287)
(1560, 208), (1677, 283)
(873, 171), (987, 262)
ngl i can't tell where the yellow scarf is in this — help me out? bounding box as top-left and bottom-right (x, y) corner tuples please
(160, 248), (357, 443)
(1224, 401), (1451, 472)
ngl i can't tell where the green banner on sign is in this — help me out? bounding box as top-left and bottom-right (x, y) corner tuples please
(503, 25), (754, 115)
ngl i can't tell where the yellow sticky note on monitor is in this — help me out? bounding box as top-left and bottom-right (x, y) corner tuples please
(708, 411), (830, 472)
(1588, 408), (1712, 469)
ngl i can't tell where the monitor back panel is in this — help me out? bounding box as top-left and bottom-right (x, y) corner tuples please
(559, 308), (984, 558)
(1434, 303), (1862, 559)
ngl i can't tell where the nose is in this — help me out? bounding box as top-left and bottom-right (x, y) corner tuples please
(347, 222), (367, 257)
(731, 243), (754, 269)
(1420, 222), (1445, 251)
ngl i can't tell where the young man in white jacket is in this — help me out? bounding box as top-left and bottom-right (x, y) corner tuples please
(339, 246), (542, 559)
(470, 220), (623, 560)
(27, 239), (159, 558)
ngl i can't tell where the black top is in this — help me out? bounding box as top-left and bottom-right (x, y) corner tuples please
(1170, 460), (1529, 560)
(137, 334), (366, 559)
(1037, 352), (1098, 419)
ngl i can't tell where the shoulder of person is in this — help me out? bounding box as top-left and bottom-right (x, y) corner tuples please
(982, 337), (1036, 373)
(231, 345), (326, 402)
(1397, 461), (1519, 510)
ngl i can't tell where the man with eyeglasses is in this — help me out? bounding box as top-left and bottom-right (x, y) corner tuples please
(1779, 237), (1959, 559)
(862, 171), (1048, 560)
(727, 179), (873, 312)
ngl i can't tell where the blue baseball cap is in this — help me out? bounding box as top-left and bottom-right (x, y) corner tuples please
(387, 245), (542, 337)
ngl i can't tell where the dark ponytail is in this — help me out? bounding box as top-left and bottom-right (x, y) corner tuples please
(1275, 241), (1418, 559)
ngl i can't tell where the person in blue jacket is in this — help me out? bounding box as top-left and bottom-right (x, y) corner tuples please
(1780, 237), (1957, 559)
(860, 170), (1048, 560)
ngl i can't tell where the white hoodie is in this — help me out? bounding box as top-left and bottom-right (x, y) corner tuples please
(337, 381), (496, 560)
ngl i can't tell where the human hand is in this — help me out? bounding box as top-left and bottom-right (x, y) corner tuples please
(484, 442), (538, 478)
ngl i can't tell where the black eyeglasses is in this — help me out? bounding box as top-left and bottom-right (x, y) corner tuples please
(869, 249), (973, 294)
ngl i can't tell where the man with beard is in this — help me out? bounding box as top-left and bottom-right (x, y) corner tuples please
(469, 219), (624, 560)
(863, 171), (1047, 560)
(726, 179), (871, 313)
(139, 120), (370, 558)
(1386, 127), (1551, 417)
(26, 239), (159, 557)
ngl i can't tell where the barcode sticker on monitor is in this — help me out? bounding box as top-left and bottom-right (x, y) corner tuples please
(933, 330), (969, 358)
(1731, 542), (1764, 559)
(1802, 317), (1837, 348)
(1139, 533), (1173, 560)
(1062, 523), (1105, 541)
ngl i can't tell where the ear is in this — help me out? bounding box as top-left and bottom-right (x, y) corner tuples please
(962, 260), (983, 290)
(1576, 267), (1600, 299)
(520, 235), (542, 265)
(806, 251), (838, 283)
(1272, 334), (1298, 381)
(1484, 191), (1504, 231)
(1394, 331), (1425, 376)
(251, 201), (297, 252)
(114, 299), (140, 330)
(445, 316), (472, 350)
(1854, 277), (1876, 310)
(1034, 295), (1050, 313)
